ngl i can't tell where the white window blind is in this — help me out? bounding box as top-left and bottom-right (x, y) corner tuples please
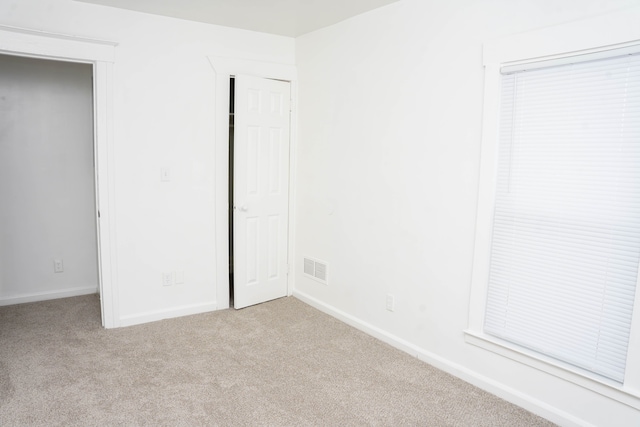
(485, 50), (640, 383)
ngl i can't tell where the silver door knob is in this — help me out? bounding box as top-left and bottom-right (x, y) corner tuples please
(240, 205), (248, 212)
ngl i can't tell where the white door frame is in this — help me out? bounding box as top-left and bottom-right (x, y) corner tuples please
(0, 25), (120, 328)
(208, 57), (297, 309)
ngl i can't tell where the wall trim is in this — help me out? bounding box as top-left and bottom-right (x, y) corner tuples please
(118, 301), (217, 328)
(464, 330), (640, 409)
(0, 24), (116, 62)
(0, 286), (98, 306)
(292, 290), (592, 427)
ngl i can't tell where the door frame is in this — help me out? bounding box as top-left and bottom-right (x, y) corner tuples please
(208, 57), (297, 309)
(0, 25), (120, 328)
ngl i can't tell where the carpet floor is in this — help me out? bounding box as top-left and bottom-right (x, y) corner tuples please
(0, 294), (555, 426)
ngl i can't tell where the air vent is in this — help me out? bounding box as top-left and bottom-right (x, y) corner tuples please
(303, 257), (328, 285)
(304, 258), (315, 276)
(314, 262), (327, 282)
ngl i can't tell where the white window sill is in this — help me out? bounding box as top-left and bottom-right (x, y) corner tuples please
(464, 330), (640, 410)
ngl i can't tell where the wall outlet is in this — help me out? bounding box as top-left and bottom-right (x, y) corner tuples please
(162, 272), (174, 286)
(54, 259), (64, 273)
(386, 294), (395, 312)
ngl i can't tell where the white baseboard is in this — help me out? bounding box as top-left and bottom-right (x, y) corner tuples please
(0, 286), (98, 306)
(118, 301), (217, 327)
(293, 290), (591, 427)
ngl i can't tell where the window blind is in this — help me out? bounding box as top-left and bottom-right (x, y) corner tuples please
(485, 51), (640, 383)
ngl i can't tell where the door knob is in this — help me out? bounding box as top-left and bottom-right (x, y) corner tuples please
(240, 205), (248, 212)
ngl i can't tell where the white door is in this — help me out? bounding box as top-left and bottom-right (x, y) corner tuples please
(233, 75), (291, 309)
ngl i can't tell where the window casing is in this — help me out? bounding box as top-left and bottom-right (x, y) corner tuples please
(484, 51), (640, 384)
(467, 25), (640, 408)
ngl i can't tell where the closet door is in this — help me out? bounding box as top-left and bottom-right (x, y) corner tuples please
(233, 75), (291, 309)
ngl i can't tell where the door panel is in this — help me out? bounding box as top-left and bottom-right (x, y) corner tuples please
(233, 75), (291, 309)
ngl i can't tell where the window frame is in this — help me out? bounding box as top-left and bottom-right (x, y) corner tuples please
(466, 15), (640, 408)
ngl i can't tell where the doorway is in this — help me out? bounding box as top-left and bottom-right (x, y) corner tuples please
(0, 26), (117, 327)
(227, 74), (292, 309)
(0, 54), (100, 316)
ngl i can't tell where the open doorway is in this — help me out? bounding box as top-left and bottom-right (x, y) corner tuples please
(0, 54), (100, 319)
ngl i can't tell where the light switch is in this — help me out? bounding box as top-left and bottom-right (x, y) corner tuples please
(161, 167), (171, 182)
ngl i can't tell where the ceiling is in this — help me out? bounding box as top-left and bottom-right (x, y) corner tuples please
(76, 0), (401, 37)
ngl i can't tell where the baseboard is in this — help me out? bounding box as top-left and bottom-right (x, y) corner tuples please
(118, 301), (217, 327)
(0, 286), (98, 306)
(293, 290), (592, 427)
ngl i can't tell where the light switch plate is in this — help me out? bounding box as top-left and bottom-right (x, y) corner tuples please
(161, 167), (171, 182)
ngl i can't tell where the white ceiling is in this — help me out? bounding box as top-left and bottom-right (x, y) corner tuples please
(75, 0), (401, 37)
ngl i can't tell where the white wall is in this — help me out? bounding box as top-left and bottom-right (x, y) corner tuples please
(3, 0), (639, 423)
(294, 1), (640, 426)
(0, 0), (294, 323)
(0, 54), (97, 304)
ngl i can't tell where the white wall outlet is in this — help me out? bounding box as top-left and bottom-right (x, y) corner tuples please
(175, 270), (184, 284)
(162, 272), (174, 286)
(54, 259), (64, 273)
(386, 294), (395, 312)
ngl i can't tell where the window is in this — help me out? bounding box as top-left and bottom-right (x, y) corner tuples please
(467, 25), (640, 405)
(484, 50), (640, 384)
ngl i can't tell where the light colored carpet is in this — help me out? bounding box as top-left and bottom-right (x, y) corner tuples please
(0, 295), (555, 426)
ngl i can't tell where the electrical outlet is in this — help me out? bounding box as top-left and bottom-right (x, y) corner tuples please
(386, 294), (395, 312)
(162, 272), (174, 286)
(54, 259), (64, 273)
